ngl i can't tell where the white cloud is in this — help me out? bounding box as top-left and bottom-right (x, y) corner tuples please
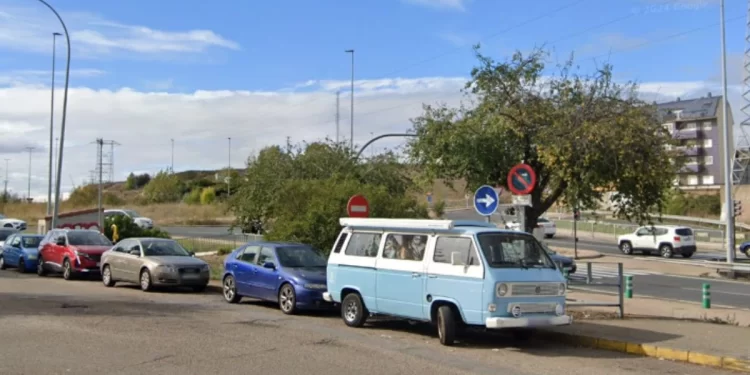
(402, 0), (470, 11)
(0, 2), (239, 59)
(0, 69), (106, 86)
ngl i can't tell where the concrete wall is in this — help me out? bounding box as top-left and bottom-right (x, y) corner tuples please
(43, 208), (103, 232)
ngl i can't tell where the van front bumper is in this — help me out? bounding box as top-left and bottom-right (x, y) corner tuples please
(485, 315), (572, 329)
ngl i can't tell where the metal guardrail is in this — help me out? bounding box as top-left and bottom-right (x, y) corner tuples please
(562, 262), (625, 319)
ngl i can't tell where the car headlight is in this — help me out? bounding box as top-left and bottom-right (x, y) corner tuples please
(158, 265), (176, 273)
(558, 282), (566, 295)
(495, 283), (508, 297)
(201, 264), (210, 271)
(304, 283), (327, 290)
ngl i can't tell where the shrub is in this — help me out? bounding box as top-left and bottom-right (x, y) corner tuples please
(184, 188), (201, 205)
(103, 214), (170, 242)
(200, 187), (217, 205)
(67, 184), (123, 207)
(143, 170), (182, 204)
(432, 199), (446, 218)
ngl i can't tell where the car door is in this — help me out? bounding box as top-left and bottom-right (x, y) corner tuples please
(107, 240), (130, 280)
(8, 235), (23, 265)
(121, 241), (144, 282)
(48, 230), (66, 267)
(633, 227), (654, 250)
(232, 245), (260, 296)
(253, 246), (280, 301)
(3, 234), (19, 265)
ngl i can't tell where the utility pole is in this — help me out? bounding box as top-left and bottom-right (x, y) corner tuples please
(227, 137), (232, 196)
(25, 147), (34, 202)
(719, 0), (735, 263)
(335, 91), (340, 143)
(170, 138), (174, 173)
(345, 49), (355, 150)
(3, 159), (9, 202)
(47, 32), (61, 215)
(96, 138), (103, 230)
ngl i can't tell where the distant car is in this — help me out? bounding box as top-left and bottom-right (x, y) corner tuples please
(540, 242), (576, 274)
(505, 217), (557, 238)
(738, 241), (750, 259)
(104, 209), (154, 229)
(617, 225), (696, 258)
(0, 214), (27, 231)
(221, 241), (330, 314)
(0, 234), (45, 272)
(37, 229), (113, 280)
(100, 238), (209, 292)
(0, 227), (18, 247)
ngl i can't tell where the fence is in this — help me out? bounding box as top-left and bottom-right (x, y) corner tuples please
(176, 233), (263, 255)
(563, 261), (625, 318)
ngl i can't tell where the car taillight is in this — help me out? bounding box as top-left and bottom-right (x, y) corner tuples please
(673, 236), (680, 242)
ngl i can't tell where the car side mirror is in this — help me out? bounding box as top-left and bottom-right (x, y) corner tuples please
(128, 249), (140, 256)
(262, 261), (276, 270)
(55, 238), (66, 246)
(188, 251), (195, 257)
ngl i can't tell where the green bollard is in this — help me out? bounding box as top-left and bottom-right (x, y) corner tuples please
(625, 275), (633, 299)
(563, 268), (569, 282)
(702, 283), (711, 309)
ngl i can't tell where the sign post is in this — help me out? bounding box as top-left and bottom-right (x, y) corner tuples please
(473, 185), (499, 223)
(347, 195), (370, 218)
(507, 163), (537, 233)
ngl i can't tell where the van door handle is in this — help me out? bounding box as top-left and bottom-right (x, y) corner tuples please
(428, 275), (437, 279)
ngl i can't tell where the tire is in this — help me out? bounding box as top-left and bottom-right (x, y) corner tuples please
(278, 283), (298, 315)
(341, 293), (368, 327)
(139, 269), (153, 292)
(619, 241), (633, 255)
(17, 258), (25, 273)
(101, 265), (116, 287)
(659, 244), (673, 258)
(36, 257), (47, 276)
(437, 305), (457, 346)
(0, 256), (6, 270)
(222, 275), (241, 303)
(681, 252), (694, 259)
(62, 259), (75, 280)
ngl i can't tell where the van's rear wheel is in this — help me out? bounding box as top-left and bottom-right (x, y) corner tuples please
(437, 305), (457, 346)
(341, 293), (368, 327)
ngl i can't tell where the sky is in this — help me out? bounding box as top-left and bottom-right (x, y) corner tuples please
(0, 0), (748, 202)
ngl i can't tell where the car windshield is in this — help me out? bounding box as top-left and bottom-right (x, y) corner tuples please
(124, 210), (140, 217)
(142, 240), (190, 256)
(276, 246), (327, 268)
(67, 231), (113, 246)
(0, 229), (17, 241)
(21, 236), (42, 248)
(476, 232), (555, 269)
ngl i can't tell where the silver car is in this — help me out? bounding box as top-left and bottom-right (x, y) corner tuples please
(100, 237), (210, 292)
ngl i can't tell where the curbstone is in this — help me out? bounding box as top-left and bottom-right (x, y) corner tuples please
(538, 330), (750, 373)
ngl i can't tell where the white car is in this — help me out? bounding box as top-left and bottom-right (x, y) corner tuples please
(0, 214), (26, 231)
(104, 209), (154, 229)
(617, 225), (696, 258)
(505, 217), (557, 238)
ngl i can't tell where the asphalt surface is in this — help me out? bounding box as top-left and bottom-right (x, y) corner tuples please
(0, 270), (734, 375)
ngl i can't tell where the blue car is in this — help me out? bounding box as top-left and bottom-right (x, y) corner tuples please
(221, 241), (331, 314)
(738, 241), (750, 259)
(0, 233), (45, 273)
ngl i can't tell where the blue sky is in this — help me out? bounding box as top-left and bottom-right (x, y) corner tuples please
(0, 0), (748, 199)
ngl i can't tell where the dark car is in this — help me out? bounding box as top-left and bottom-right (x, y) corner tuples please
(221, 241), (331, 314)
(541, 242), (576, 274)
(738, 241), (750, 258)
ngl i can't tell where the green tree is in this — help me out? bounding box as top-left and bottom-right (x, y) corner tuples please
(200, 187), (217, 205)
(183, 188), (202, 205)
(408, 47), (679, 229)
(142, 170), (183, 204)
(125, 173), (136, 190)
(134, 173), (152, 188)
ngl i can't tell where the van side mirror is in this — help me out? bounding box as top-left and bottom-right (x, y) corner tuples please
(450, 252), (464, 266)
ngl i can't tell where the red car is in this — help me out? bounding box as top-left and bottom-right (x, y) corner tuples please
(37, 229), (113, 280)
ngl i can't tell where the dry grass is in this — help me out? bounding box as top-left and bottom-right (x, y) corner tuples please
(0, 202), (232, 227)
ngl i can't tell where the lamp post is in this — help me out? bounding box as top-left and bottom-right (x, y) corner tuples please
(47, 32), (61, 215)
(719, 0), (735, 263)
(227, 137), (231, 196)
(345, 49), (355, 150)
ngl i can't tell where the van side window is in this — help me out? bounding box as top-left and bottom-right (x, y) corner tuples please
(433, 237), (479, 266)
(382, 233), (427, 261)
(344, 232), (381, 257)
(332, 233), (349, 254)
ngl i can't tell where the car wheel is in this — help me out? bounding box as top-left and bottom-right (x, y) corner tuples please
(619, 242), (633, 255)
(62, 259), (74, 280)
(278, 283), (297, 315)
(101, 265), (116, 287)
(139, 269), (153, 292)
(222, 275), (241, 303)
(17, 258), (25, 273)
(36, 257), (47, 276)
(681, 252), (694, 258)
(659, 244), (673, 258)
(0, 255), (6, 270)
(341, 292), (368, 327)
(437, 305), (457, 346)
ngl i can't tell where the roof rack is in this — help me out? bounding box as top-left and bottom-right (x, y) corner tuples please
(339, 218), (455, 231)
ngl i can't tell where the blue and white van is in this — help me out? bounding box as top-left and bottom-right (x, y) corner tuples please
(322, 218), (572, 346)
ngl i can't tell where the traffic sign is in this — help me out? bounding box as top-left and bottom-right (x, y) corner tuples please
(512, 194), (532, 207)
(507, 163), (537, 195)
(473, 185), (499, 216)
(347, 195), (370, 218)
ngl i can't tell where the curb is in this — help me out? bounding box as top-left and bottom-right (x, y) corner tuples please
(539, 331), (750, 372)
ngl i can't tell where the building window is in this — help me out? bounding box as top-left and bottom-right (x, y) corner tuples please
(663, 123), (674, 133)
(704, 156), (714, 165)
(702, 175), (715, 185)
(703, 121), (712, 130)
(686, 157), (698, 165)
(687, 175), (699, 185)
(703, 139), (713, 148)
(684, 122), (697, 130)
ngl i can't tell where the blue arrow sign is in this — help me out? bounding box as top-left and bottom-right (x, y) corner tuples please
(473, 185), (499, 216)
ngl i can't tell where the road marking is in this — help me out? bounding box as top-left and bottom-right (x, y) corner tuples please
(682, 287), (750, 297)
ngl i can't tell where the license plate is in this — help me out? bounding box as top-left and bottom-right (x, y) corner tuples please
(182, 273), (199, 279)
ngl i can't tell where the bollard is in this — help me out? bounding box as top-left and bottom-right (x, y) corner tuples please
(625, 275), (633, 299)
(563, 268), (569, 284)
(702, 283), (711, 309)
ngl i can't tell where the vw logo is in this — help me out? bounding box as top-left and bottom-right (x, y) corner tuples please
(535, 286), (541, 294)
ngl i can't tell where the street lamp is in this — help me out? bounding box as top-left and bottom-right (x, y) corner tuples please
(227, 137), (231, 196)
(36, 0), (71, 229)
(47, 32), (61, 215)
(345, 49), (354, 150)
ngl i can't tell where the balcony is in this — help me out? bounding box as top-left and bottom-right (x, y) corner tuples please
(673, 128), (700, 140)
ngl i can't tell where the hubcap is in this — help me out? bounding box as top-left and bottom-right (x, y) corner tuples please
(280, 287), (294, 311)
(345, 300), (357, 322)
(63, 262), (70, 278)
(103, 268), (110, 284)
(141, 272), (149, 289)
(623, 244), (631, 253)
(224, 278), (235, 300)
(0, 257), (4, 267)
(37, 259), (43, 272)
(438, 314), (444, 339)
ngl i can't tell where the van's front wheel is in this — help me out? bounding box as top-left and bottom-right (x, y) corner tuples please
(341, 293), (368, 327)
(437, 305), (457, 346)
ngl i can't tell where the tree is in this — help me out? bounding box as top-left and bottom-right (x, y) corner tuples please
(125, 173), (136, 190)
(142, 170), (183, 203)
(408, 47), (680, 229)
(200, 187), (216, 205)
(66, 184), (123, 207)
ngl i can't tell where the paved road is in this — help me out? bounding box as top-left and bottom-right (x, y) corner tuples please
(0, 271), (733, 375)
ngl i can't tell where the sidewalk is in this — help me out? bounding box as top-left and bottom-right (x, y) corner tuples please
(543, 291), (750, 372)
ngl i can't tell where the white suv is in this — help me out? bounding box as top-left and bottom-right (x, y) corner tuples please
(617, 225), (696, 258)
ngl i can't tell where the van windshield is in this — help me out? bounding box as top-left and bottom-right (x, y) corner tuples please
(476, 232), (555, 269)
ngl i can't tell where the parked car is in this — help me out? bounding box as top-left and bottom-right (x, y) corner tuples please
(0, 214), (26, 231)
(221, 241), (330, 315)
(104, 209), (154, 229)
(617, 225), (696, 258)
(0, 234), (45, 272)
(100, 238), (209, 292)
(540, 242), (576, 274)
(0, 227), (18, 247)
(505, 217), (557, 238)
(737, 241), (750, 258)
(37, 229), (113, 280)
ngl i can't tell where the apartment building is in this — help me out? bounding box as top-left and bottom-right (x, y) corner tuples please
(656, 94), (734, 189)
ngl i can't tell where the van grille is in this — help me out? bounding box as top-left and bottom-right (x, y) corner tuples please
(508, 303), (557, 314)
(510, 283), (559, 296)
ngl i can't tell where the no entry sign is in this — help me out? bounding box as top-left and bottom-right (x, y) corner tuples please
(507, 163), (537, 195)
(347, 194), (370, 218)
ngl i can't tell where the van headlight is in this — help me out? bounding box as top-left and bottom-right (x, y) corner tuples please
(558, 282), (566, 295)
(496, 283), (508, 297)
(555, 303), (564, 316)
